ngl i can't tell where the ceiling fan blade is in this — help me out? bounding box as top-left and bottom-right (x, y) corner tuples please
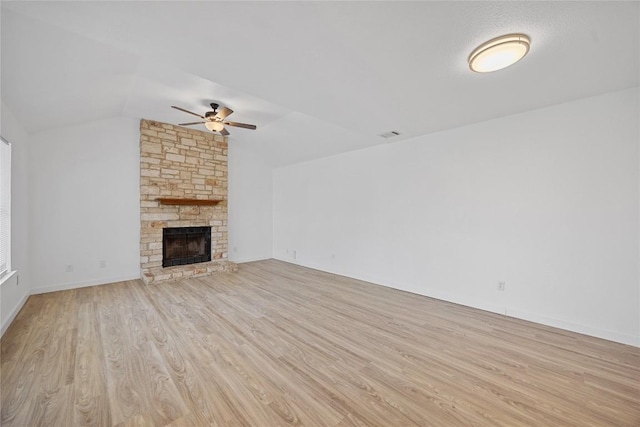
(215, 107), (233, 120)
(178, 121), (205, 126)
(171, 106), (205, 119)
(220, 127), (230, 136)
(223, 121), (257, 130)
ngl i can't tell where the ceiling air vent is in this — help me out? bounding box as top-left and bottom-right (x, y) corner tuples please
(378, 130), (402, 139)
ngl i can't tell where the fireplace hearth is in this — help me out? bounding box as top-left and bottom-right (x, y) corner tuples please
(162, 226), (212, 268)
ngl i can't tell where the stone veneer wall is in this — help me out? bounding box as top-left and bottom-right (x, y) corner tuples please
(139, 119), (237, 284)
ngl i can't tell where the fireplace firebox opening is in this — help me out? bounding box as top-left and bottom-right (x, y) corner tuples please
(162, 226), (212, 268)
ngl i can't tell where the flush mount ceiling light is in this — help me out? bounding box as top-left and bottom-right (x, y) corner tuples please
(468, 34), (530, 73)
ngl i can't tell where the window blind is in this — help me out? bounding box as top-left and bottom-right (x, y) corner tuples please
(0, 137), (11, 279)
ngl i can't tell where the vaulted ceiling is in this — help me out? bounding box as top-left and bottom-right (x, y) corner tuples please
(2, 1), (638, 166)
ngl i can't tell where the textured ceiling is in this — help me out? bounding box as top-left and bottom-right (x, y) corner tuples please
(2, 1), (638, 166)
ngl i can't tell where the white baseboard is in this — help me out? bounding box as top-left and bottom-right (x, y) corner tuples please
(30, 274), (140, 295)
(1, 291), (29, 337)
(276, 257), (507, 315)
(506, 308), (639, 347)
(273, 257), (639, 348)
(230, 256), (271, 264)
(8, 259), (639, 348)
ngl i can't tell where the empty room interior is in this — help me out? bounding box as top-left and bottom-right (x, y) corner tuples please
(1, 1), (639, 426)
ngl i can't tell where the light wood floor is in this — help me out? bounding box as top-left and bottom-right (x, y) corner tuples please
(1, 260), (638, 426)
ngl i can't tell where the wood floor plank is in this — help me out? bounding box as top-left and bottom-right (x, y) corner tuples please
(0, 296), (45, 366)
(99, 283), (149, 425)
(103, 281), (187, 426)
(74, 301), (112, 426)
(2, 259), (639, 426)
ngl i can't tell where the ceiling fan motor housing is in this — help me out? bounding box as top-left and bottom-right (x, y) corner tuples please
(205, 103), (220, 120)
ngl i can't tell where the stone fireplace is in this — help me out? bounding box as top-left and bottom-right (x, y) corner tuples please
(139, 119), (237, 284)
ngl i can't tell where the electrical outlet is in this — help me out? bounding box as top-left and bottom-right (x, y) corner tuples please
(497, 281), (506, 291)
(65, 264), (74, 273)
(100, 260), (106, 268)
(292, 250), (297, 260)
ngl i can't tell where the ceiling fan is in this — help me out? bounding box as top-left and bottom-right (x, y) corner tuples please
(171, 103), (257, 136)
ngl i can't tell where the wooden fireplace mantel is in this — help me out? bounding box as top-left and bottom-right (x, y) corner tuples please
(155, 198), (223, 206)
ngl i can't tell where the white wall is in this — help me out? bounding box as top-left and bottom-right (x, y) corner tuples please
(26, 116), (270, 295)
(28, 116), (141, 293)
(0, 102), (31, 335)
(274, 87), (640, 346)
(228, 141), (273, 263)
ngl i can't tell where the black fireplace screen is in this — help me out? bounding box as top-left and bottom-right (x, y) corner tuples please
(162, 226), (212, 267)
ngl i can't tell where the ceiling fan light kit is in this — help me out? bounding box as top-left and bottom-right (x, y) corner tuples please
(171, 102), (257, 136)
(468, 33), (530, 73)
(205, 121), (224, 132)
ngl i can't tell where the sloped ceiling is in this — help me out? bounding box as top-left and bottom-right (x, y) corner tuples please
(2, 1), (638, 166)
